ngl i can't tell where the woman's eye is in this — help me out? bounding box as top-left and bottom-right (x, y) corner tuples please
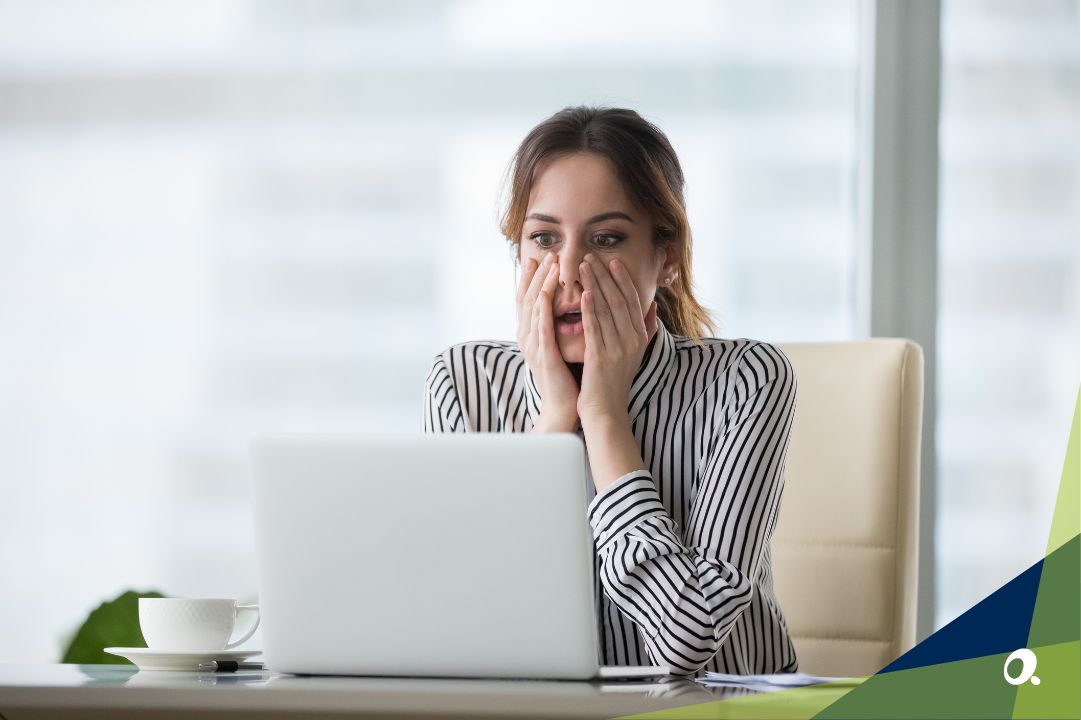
(529, 232), (556, 248)
(527, 232), (623, 249)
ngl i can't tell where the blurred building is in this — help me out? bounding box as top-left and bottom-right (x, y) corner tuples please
(0, 0), (1075, 662)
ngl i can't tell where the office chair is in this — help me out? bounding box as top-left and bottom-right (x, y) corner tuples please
(771, 338), (923, 677)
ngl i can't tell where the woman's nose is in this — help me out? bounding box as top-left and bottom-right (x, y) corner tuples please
(557, 250), (584, 290)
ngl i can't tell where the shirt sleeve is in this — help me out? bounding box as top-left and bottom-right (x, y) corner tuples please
(421, 353), (467, 433)
(585, 341), (798, 676)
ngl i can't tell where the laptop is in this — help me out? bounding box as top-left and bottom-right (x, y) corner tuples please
(249, 431), (673, 681)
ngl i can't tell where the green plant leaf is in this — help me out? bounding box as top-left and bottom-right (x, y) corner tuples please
(61, 589), (165, 664)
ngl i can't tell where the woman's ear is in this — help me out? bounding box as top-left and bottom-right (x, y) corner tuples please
(658, 244), (679, 282)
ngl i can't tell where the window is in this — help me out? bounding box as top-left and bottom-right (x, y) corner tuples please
(936, 0), (1079, 628)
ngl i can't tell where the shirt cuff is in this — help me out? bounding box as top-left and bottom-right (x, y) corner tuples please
(587, 470), (667, 549)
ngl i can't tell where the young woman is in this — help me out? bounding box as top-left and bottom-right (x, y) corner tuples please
(422, 106), (799, 677)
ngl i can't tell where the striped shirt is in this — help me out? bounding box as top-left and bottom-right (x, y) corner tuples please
(420, 318), (799, 677)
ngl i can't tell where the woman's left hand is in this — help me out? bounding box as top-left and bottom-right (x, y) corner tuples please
(578, 253), (658, 427)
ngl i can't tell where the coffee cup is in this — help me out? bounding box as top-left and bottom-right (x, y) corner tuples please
(139, 598), (260, 653)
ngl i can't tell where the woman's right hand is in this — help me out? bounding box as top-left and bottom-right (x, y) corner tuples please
(516, 251), (580, 428)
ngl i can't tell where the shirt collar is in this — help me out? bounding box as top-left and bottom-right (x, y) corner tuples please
(524, 317), (676, 426)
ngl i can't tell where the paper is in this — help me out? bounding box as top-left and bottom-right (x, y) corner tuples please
(695, 671), (861, 693)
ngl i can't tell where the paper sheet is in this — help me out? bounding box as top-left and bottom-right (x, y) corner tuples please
(695, 671), (862, 692)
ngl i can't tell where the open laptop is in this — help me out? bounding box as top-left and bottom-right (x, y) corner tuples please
(249, 431), (673, 681)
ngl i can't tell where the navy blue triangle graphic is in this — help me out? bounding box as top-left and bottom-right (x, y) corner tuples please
(878, 549), (1047, 673)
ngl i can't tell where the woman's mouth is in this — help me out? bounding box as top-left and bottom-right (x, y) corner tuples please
(556, 311), (583, 336)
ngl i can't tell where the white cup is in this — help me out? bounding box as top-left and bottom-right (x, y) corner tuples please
(139, 598), (260, 653)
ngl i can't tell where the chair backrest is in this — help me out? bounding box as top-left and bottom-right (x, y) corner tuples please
(772, 338), (923, 677)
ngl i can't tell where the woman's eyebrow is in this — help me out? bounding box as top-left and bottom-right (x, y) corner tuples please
(525, 211), (635, 225)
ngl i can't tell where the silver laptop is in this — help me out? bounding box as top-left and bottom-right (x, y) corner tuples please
(250, 431), (672, 681)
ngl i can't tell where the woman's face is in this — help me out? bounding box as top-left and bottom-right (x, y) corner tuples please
(519, 152), (676, 364)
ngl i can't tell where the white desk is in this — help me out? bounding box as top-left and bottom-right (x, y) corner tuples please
(0, 663), (762, 719)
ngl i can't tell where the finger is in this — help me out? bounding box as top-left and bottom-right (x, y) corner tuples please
(516, 257), (536, 340)
(539, 264), (568, 379)
(585, 255), (634, 344)
(538, 285), (561, 360)
(608, 258), (646, 338)
(518, 258), (541, 340)
(515, 256), (538, 301)
(541, 253), (561, 297)
(529, 285), (541, 350)
(580, 260), (617, 349)
(519, 256), (544, 332)
(538, 262), (561, 351)
(537, 287), (551, 353)
(544, 259), (562, 345)
(519, 253), (555, 321)
(527, 262), (557, 335)
(581, 289), (604, 357)
(531, 260), (557, 330)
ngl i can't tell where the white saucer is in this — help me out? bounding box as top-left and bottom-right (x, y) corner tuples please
(104, 647), (262, 672)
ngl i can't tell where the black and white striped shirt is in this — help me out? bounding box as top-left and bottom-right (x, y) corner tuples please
(421, 318), (799, 677)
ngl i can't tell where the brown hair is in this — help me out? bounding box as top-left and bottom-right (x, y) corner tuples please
(498, 105), (716, 344)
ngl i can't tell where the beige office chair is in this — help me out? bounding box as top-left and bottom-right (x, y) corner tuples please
(772, 338), (923, 678)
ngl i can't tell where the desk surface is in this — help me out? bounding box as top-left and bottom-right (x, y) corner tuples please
(0, 663), (763, 720)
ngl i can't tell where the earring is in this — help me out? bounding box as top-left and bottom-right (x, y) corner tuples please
(663, 276), (673, 286)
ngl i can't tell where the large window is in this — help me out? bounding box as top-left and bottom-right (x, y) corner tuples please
(0, 0), (861, 662)
(936, 0), (1079, 628)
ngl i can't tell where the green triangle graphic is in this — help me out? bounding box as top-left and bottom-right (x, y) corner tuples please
(1012, 641), (1080, 720)
(811, 653), (1019, 719)
(1026, 534), (1080, 651)
(1046, 385), (1080, 556)
(614, 679), (863, 719)
(1015, 383), (1081, 719)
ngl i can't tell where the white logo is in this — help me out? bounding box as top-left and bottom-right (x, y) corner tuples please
(1004, 648), (1040, 686)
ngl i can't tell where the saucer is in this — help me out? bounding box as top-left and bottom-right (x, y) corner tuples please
(104, 647), (262, 672)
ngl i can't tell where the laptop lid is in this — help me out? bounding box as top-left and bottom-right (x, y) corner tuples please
(250, 432), (602, 680)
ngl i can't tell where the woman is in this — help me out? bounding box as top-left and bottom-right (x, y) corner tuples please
(422, 105), (799, 677)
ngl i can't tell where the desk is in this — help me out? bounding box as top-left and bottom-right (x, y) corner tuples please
(0, 664), (761, 719)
